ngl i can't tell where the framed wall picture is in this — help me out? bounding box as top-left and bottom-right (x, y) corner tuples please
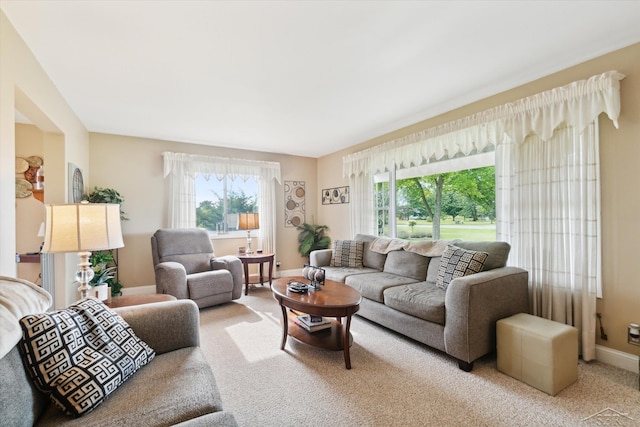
(322, 186), (349, 204)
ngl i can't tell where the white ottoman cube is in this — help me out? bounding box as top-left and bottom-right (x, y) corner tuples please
(497, 313), (578, 396)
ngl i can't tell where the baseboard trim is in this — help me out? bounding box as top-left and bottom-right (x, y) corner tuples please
(278, 268), (301, 279)
(596, 344), (639, 373)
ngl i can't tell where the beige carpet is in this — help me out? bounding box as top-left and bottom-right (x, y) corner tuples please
(198, 286), (640, 426)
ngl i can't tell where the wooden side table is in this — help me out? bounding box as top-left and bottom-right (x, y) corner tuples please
(236, 252), (275, 295)
(106, 293), (177, 308)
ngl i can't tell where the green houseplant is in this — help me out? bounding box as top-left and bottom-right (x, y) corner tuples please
(85, 186), (127, 296)
(296, 223), (331, 259)
(85, 186), (129, 220)
(89, 251), (123, 297)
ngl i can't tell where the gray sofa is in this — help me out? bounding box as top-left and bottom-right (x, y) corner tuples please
(0, 276), (237, 426)
(310, 234), (529, 371)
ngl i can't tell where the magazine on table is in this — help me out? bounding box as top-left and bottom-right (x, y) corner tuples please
(297, 314), (330, 326)
(296, 314), (331, 332)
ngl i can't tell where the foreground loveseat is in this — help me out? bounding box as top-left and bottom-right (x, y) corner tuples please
(0, 276), (237, 426)
(310, 234), (529, 371)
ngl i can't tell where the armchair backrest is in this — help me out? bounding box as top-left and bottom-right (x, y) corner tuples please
(151, 228), (215, 274)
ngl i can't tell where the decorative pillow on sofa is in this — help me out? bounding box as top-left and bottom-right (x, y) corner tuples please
(19, 297), (155, 417)
(330, 240), (364, 268)
(436, 245), (489, 290)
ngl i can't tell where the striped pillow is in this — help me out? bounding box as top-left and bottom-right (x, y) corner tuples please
(330, 240), (364, 268)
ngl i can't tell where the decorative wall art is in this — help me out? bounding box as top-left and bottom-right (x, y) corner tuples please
(322, 186), (349, 205)
(15, 156), (44, 199)
(284, 181), (305, 227)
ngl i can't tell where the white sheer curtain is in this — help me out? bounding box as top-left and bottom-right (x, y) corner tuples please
(162, 152), (281, 253)
(344, 71), (624, 359)
(496, 123), (600, 360)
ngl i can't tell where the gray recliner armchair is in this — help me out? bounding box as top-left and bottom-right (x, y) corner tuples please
(151, 228), (243, 308)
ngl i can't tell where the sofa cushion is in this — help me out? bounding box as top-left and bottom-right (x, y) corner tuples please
(382, 250), (430, 282)
(187, 270), (234, 299)
(454, 241), (510, 271)
(436, 245), (488, 290)
(322, 266), (380, 283)
(330, 240), (364, 268)
(36, 347), (225, 427)
(383, 282), (446, 325)
(426, 256), (442, 287)
(355, 234), (387, 270)
(19, 298), (155, 417)
(345, 272), (418, 303)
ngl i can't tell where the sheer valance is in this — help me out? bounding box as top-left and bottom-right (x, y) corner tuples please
(163, 152), (281, 184)
(344, 70), (624, 177)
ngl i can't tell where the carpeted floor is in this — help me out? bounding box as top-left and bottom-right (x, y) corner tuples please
(198, 286), (640, 426)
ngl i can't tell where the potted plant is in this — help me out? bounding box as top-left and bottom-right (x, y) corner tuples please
(85, 186), (127, 297)
(296, 223), (331, 259)
(88, 251), (120, 300)
(85, 186), (129, 220)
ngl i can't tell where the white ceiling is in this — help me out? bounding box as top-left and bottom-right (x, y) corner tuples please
(3, 1), (640, 158)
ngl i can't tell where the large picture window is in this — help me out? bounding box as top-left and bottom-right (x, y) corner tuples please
(375, 154), (495, 241)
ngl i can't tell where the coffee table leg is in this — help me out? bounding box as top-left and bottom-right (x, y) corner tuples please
(279, 304), (288, 350)
(343, 315), (352, 369)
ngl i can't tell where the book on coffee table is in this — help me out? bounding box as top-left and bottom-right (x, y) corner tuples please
(296, 314), (331, 332)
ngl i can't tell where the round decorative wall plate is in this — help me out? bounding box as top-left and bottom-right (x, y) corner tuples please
(16, 178), (33, 198)
(16, 157), (29, 173)
(27, 156), (43, 167)
(72, 167), (84, 203)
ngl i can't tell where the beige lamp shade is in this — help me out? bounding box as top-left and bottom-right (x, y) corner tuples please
(42, 203), (124, 253)
(238, 212), (259, 230)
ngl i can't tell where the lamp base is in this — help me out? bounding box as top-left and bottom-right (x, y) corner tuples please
(76, 251), (95, 299)
(246, 230), (254, 254)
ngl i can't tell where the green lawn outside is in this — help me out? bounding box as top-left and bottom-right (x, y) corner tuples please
(391, 218), (497, 242)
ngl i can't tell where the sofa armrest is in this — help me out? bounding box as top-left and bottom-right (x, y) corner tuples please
(310, 249), (332, 267)
(114, 299), (200, 354)
(443, 267), (529, 363)
(154, 261), (189, 299)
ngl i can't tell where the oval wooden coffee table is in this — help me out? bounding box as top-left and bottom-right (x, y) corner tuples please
(272, 276), (362, 369)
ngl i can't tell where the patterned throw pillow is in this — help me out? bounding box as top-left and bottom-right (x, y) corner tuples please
(330, 240), (364, 268)
(436, 245), (489, 290)
(19, 298), (155, 417)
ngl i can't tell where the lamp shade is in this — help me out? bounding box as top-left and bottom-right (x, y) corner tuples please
(238, 212), (259, 230)
(42, 203), (124, 253)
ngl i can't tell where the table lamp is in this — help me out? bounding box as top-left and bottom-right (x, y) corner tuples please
(238, 212), (259, 254)
(42, 203), (124, 299)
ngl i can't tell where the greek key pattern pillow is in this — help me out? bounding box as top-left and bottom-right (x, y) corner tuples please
(436, 245), (489, 290)
(19, 297), (155, 417)
(330, 240), (364, 268)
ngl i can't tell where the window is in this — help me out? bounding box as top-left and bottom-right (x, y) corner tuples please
(195, 175), (259, 234)
(374, 153), (495, 241)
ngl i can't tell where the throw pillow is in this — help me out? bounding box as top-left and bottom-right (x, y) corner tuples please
(19, 298), (155, 417)
(330, 240), (364, 268)
(436, 245), (489, 290)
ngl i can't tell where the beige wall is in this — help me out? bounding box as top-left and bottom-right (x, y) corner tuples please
(1, 11), (90, 308)
(317, 43), (640, 356)
(89, 133), (317, 288)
